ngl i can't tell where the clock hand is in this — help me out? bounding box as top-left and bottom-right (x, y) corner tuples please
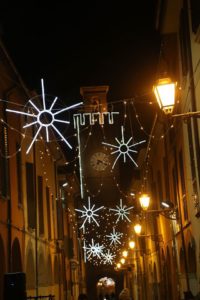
(97, 159), (108, 166)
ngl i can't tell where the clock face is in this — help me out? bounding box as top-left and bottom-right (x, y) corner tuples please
(90, 152), (109, 171)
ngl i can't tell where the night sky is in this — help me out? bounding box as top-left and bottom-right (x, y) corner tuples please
(0, 1), (160, 103)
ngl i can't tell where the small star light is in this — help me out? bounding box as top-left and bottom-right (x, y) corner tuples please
(102, 125), (146, 169)
(6, 79), (83, 154)
(110, 199), (134, 223)
(84, 238), (105, 260)
(106, 227), (123, 245)
(75, 197), (104, 231)
(102, 249), (116, 265)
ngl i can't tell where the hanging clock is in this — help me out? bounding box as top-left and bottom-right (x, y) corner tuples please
(90, 152), (110, 171)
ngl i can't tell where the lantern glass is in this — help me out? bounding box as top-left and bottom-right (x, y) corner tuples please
(129, 240), (135, 249)
(117, 263), (121, 269)
(139, 194), (150, 210)
(153, 77), (176, 114)
(120, 258), (125, 264)
(122, 250), (128, 258)
(134, 223), (142, 235)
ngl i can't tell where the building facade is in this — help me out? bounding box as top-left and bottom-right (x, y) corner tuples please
(0, 38), (86, 300)
(132, 0), (200, 299)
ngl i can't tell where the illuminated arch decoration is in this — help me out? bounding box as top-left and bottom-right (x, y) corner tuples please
(102, 125), (146, 169)
(6, 79), (83, 154)
(110, 199), (134, 223)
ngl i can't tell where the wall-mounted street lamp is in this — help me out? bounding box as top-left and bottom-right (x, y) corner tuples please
(153, 77), (177, 115)
(122, 250), (128, 258)
(153, 76), (200, 118)
(139, 194), (150, 210)
(138, 193), (178, 220)
(134, 223), (142, 235)
(129, 240), (135, 249)
(120, 258), (126, 265)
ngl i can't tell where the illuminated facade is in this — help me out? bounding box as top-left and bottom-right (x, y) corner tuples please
(0, 39), (86, 299)
(127, 1), (200, 299)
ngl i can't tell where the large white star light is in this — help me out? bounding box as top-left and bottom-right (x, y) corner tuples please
(102, 126), (146, 169)
(75, 197), (104, 232)
(106, 227), (123, 245)
(102, 249), (116, 265)
(6, 79), (82, 154)
(83, 238), (105, 260)
(110, 199), (134, 223)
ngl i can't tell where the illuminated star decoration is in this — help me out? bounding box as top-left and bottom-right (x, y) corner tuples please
(75, 197), (104, 232)
(110, 199), (134, 223)
(83, 238), (105, 260)
(6, 79), (83, 154)
(102, 125), (146, 169)
(106, 227), (123, 245)
(102, 249), (116, 265)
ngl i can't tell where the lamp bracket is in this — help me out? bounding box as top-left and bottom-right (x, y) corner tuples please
(172, 111), (200, 118)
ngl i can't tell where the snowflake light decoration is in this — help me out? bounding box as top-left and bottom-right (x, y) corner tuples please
(75, 197), (104, 232)
(106, 227), (123, 245)
(83, 238), (105, 260)
(102, 249), (116, 265)
(110, 199), (134, 223)
(102, 125), (146, 169)
(6, 79), (82, 154)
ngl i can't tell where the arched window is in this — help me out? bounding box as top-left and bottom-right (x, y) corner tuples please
(12, 238), (22, 272)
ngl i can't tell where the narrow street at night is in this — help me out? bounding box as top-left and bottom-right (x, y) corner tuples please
(0, 1), (200, 300)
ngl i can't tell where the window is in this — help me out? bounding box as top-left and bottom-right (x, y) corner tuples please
(187, 119), (199, 210)
(179, 150), (188, 221)
(179, 8), (189, 76)
(0, 125), (10, 198)
(190, 0), (200, 34)
(46, 187), (51, 240)
(156, 170), (163, 208)
(38, 176), (44, 235)
(56, 200), (63, 240)
(26, 162), (35, 229)
(16, 143), (22, 205)
(172, 167), (178, 207)
(163, 156), (170, 201)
